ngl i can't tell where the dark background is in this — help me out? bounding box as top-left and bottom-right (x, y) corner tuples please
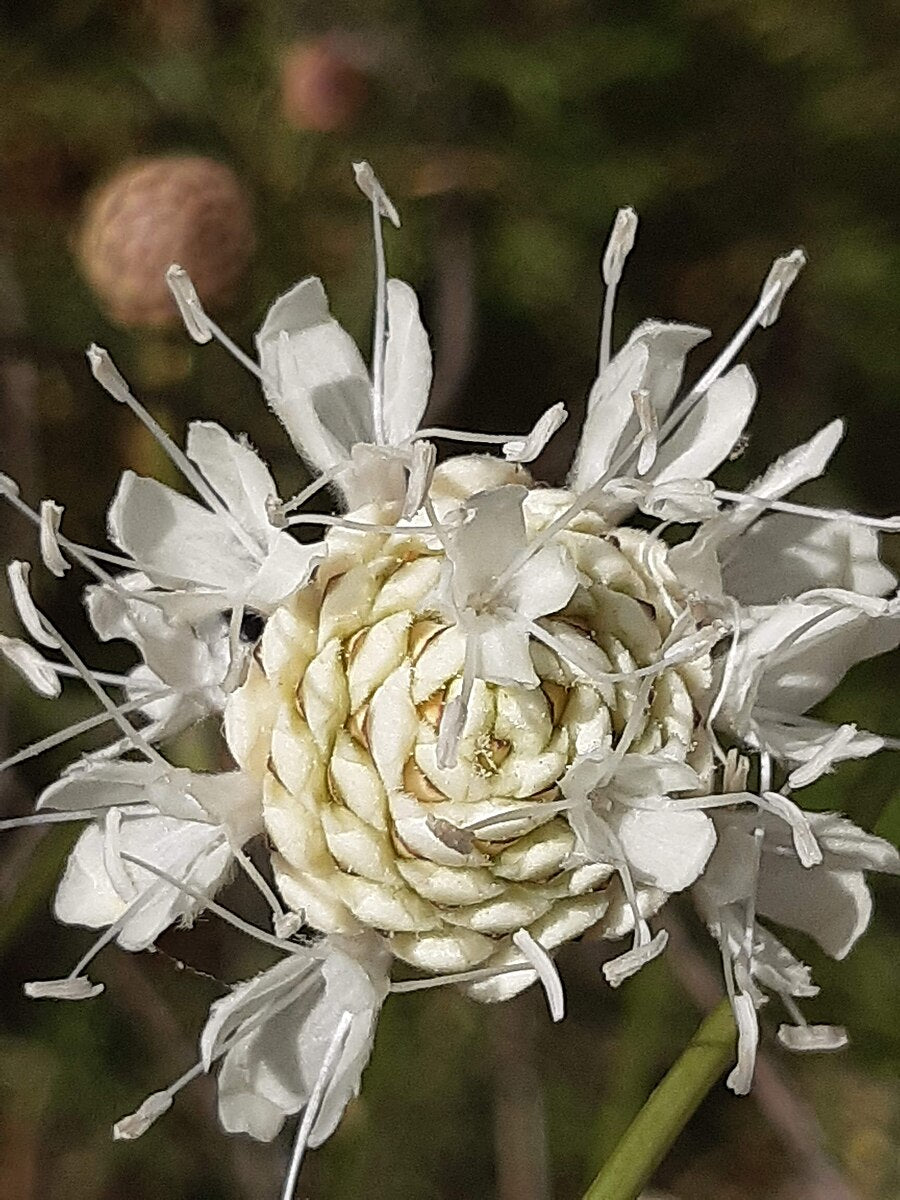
(0, 2), (898, 1197)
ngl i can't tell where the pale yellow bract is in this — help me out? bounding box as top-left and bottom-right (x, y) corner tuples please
(226, 457), (713, 999)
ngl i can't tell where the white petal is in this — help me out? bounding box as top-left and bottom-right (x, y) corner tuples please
(756, 852), (872, 960)
(0, 634), (61, 698)
(507, 542), (579, 620)
(614, 807), (716, 892)
(651, 364), (757, 484)
(201, 956), (317, 1070)
(108, 472), (253, 591)
(186, 423), (279, 542)
(810, 811), (900, 875)
(625, 321), (711, 421)
(450, 486), (529, 603)
(248, 534), (322, 612)
(724, 514), (895, 605)
(256, 277), (372, 475)
(54, 815), (232, 950)
(568, 339), (649, 489)
(753, 592), (900, 718)
(383, 279), (432, 445)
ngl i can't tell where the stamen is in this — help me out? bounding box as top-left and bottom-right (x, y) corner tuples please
(24, 978), (104, 1001)
(436, 635), (476, 769)
(8, 560), (59, 648)
(39, 500), (69, 576)
(0, 806), (150, 831)
(462, 796), (576, 836)
(741, 825), (764, 965)
(599, 207), (638, 373)
(776, 1024), (848, 1053)
(726, 990), (759, 1094)
(0, 634), (61, 698)
(632, 389), (658, 476)
(503, 403), (568, 463)
(166, 264), (265, 378)
(0, 485), (125, 589)
(787, 724), (859, 789)
(32, 603), (166, 768)
(119, 851), (309, 957)
(87, 346), (261, 555)
(278, 462), (349, 520)
(232, 844), (291, 932)
(390, 961), (534, 993)
(281, 1010), (353, 1199)
(512, 928), (564, 1020)
(705, 600), (742, 764)
(402, 441), (436, 519)
(661, 250), (805, 439)
(602, 928), (668, 988)
(759, 790), (822, 867)
(715, 488), (900, 531)
(103, 807), (135, 903)
(0, 696), (149, 776)
(353, 162), (400, 446)
(285, 513), (440, 537)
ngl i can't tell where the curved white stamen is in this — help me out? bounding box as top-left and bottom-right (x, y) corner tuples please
(354, 162), (399, 446)
(0, 698), (150, 775)
(35, 608), (166, 767)
(281, 1010), (354, 1199)
(0, 805), (151, 831)
(87, 346), (262, 556)
(503, 403), (568, 463)
(706, 600), (742, 764)
(600, 207), (638, 372)
(602, 928), (668, 988)
(115, 965), (321, 1140)
(119, 851), (308, 957)
(232, 844), (290, 931)
(390, 961), (534, 993)
(758, 790), (822, 867)
(167, 264), (264, 375)
(39, 500), (69, 577)
(8, 561), (59, 648)
(512, 928), (565, 1020)
(715, 488), (900, 531)
(1, 486), (126, 590)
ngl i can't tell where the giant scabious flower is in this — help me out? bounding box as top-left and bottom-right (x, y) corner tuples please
(1, 164), (897, 1177)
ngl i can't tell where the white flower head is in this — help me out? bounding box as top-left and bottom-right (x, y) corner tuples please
(1, 167), (896, 1172)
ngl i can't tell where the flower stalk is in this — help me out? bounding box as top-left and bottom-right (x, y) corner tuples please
(581, 999), (736, 1200)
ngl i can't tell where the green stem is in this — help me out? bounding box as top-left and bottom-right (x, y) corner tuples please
(581, 998), (736, 1200)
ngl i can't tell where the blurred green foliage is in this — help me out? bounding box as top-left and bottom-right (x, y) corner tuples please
(1, 2), (898, 1197)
